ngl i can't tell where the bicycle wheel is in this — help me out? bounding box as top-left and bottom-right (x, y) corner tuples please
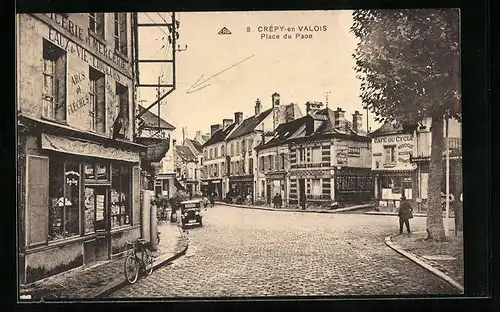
(144, 249), (154, 275)
(124, 254), (139, 284)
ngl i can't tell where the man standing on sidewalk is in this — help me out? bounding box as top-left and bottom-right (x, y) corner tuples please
(398, 195), (413, 234)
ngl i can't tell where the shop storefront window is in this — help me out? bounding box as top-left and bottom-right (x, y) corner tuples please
(111, 165), (131, 228)
(85, 162), (110, 182)
(49, 159), (80, 241)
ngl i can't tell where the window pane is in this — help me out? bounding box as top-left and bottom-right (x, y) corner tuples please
(96, 163), (108, 181)
(64, 161), (80, 237)
(111, 166), (121, 228)
(84, 163), (95, 180)
(84, 187), (96, 234)
(43, 75), (53, 95)
(49, 159), (64, 241)
(44, 59), (54, 74)
(121, 166), (131, 225)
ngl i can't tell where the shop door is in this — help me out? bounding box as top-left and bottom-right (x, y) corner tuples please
(92, 186), (110, 261)
(266, 184), (271, 204)
(299, 179), (306, 209)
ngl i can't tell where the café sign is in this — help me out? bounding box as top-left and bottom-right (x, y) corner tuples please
(374, 134), (413, 144)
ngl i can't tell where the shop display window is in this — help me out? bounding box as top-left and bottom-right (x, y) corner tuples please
(111, 165), (131, 228)
(48, 159), (81, 241)
(84, 162), (109, 182)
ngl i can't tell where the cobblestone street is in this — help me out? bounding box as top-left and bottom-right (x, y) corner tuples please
(108, 205), (459, 298)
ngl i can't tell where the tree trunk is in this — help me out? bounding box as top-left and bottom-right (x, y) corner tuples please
(426, 116), (446, 240)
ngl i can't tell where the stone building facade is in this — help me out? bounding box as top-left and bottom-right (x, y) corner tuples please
(17, 13), (144, 284)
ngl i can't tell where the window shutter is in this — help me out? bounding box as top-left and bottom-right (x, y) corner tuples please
(96, 13), (105, 38)
(26, 155), (49, 247)
(264, 156), (269, 171)
(119, 13), (128, 54)
(55, 54), (67, 121)
(132, 166), (140, 225)
(96, 76), (106, 133)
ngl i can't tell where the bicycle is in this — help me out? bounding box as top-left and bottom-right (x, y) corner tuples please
(124, 238), (154, 284)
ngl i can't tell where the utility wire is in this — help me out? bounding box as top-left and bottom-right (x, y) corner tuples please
(143, 12), (169, 38)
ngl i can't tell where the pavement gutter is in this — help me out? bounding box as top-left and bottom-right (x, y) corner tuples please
(217, 202), (374, 213)
(384, 232), (464, 293)
(93, 228), (189, 299)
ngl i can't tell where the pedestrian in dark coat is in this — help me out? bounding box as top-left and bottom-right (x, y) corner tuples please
(273, 193), (281, 209)
(398, 195), (413, 234)
(209, 192), (215, 207)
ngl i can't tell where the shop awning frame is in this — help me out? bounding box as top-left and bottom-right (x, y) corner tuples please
(40, 133), (141, 163)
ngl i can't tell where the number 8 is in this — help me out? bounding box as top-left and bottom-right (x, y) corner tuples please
(246, 26), (250, 32)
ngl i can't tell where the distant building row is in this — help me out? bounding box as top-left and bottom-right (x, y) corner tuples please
(200, 92), (462, 209)
(200, 93), (373, 208)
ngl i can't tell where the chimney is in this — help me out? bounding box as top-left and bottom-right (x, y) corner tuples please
(210, 124), (222, 136)
(352, 110), (363, 133)
(305, 101), (325, 115)
(272, 92), (280, 107)
(223, 118), (233, 129)
(255, 98), (262, 115)
(234, 112), (243, 125)
(333, 107), (345, 129)
(194, 130), (202, 141)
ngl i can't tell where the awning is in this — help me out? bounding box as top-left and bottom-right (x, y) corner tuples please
(41, 133), (140, 163)
(174, 178), (186, 191)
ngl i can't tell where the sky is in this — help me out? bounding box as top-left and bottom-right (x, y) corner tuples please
(136, 10), (382, 143)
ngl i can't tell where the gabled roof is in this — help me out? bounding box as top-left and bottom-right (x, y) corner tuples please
(226, 108), (273, 141)
(138, 106), (176, 130)
(188, 139), (203, 153)
(175, 145), (197, 162)
(202, 123), (237, 147)
(369, 120), (417, 137)
(256, 115), (312, 150)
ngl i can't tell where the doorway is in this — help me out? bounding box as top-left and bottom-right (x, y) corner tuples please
(299, 179), (306, 209)
(266, 184), (272, 205)
(84, 185), (110, 263)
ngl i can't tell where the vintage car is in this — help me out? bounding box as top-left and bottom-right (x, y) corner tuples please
(180, 199), (203, 228)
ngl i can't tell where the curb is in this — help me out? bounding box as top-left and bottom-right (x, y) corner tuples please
(384, 232), (464, 293)
(366, 211), (455, 218)
(217, 202), (374, 214)
(94, 230), (189, 298)
(365, 212), (427, 217)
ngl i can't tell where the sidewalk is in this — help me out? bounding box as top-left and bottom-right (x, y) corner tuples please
(19, 221), (189, 300)
(218, 201), (374, 213)
(386, 230), (464, 293)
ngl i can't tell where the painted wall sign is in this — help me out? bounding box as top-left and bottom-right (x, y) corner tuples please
(43, 13), (130, 72)
(374, 134), (413, 144)
(47, 27), (123, 82)
(373, 153), (383, 157)
(398, 143), (414, 149)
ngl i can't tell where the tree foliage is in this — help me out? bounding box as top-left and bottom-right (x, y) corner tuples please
(351, 9), (461, 124)
(351, 9), (461, 240)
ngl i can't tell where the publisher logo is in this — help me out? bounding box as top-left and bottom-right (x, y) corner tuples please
(218, 27), (232, 35)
